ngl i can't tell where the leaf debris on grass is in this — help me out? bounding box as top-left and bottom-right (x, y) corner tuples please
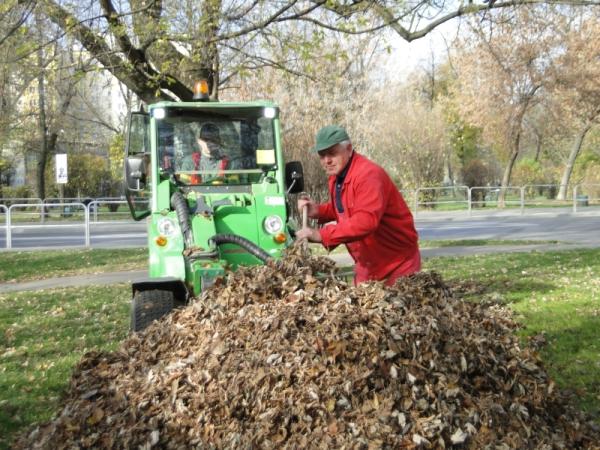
(14, 245), (600, 449)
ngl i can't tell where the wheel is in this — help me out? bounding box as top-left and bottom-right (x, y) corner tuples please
(130, 289), (174, 332)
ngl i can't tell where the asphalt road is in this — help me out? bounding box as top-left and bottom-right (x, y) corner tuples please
(1, 208), (599, 292)
(1, 208), (599, 250)
(415, 210), (600, 245)
(0, 221), (147, 249)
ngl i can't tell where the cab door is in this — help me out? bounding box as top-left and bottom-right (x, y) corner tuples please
(124, 112), (151, 220)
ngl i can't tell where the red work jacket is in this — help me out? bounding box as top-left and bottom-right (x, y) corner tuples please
(317, 153), (420, 284)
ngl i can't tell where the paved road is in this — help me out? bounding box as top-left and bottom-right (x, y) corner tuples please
(1, 209), (598, 292)
(416, 210), (600, 245)
(1, 208), (599, 250)
(0, 221), (147, 249)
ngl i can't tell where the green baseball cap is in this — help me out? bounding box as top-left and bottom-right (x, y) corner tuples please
(311, 125), (350, 152)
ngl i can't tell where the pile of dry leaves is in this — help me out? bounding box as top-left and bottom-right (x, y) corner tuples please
(14, 245), (599, 449)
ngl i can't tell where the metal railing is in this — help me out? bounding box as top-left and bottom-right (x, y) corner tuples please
(7, 203), (88, 249)
(0, 204), (6, 241)
(409, 183), (599, 216)
(0, 185), (598, 249)
(414, 186), (470, 214)
(0, 197), (42, 205)
(1, 188), (598, 215)
(0, 198), (153, 249)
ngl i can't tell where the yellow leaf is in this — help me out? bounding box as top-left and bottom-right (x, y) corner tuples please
(87, 407), (104, 425)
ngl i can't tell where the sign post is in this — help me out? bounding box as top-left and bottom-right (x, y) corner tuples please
(55, 154), (68, 216)
(55, 154), (68, 184)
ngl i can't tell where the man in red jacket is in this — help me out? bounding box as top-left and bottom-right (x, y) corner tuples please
(296, 125), (421, 286)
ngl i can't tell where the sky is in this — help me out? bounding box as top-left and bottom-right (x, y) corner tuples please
(382, 20), (461, 82)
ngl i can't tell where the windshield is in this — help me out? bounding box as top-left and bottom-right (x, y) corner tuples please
(156, 110), (276, 185)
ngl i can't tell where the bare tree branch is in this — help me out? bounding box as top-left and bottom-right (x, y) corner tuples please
(221, 42), (318, 82)
(39, 0), (192, 103)
(0, 0), (35, 46)
(216, 1), (325, 42)
(224, 0), (261, 21)
(371, 0), (600, 42)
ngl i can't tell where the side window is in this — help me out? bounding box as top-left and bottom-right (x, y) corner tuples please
(157, 123), (175, 171)
(256, 117), (274, 150)
(237, 120), (259, 170)
(127, 113), (149, 156)
(124, 112), (151, 220)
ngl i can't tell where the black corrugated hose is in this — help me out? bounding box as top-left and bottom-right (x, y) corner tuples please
(210, 234), (272, 263)
(170, 191), (194, 248)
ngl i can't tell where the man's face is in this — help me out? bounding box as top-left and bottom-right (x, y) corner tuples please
(318, 142), (353, 176)
(197, 138), (220, 157)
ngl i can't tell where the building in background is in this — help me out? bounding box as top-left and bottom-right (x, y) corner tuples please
(1, 46), (130, 192)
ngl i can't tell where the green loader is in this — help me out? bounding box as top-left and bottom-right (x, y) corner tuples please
(124, 96), (304, 331)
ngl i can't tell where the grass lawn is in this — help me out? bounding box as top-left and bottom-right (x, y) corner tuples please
(0, 248), (147, 283)
(418, 238), (560, 248)
(0, 247), (598, 449)
(310, 238), (559, 255)
(0, 285), (130, 449)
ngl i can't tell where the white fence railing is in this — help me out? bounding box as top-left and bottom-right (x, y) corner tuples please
(0, 204), (6, 246)
(410, 183), (599, 215)
(0, 186), (598, 249)
(1, 187), (598, 215)
(0, 199), (150, 249)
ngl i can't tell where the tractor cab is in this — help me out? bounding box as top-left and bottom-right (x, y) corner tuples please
(124, 100), (304, 331)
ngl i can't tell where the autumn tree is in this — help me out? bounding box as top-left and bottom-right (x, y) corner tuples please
(547, 16), (600, 200)
(449, 8), (562, 206)
(369, 86), (449, 189)
(228, 29), (383, 203)
(0, 1), (37, 154)
(17, 0), (599, 104)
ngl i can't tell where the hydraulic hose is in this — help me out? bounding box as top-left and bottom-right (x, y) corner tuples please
(170, 192), (194, 248)
(210, 234), (272, 263)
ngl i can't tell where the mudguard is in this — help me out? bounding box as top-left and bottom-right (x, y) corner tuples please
(131, 277), (189, 305)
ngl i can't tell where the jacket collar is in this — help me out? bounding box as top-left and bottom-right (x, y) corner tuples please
(335, 151), (354, 184)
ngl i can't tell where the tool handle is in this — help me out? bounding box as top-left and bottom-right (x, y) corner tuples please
(299, 192), (310, 228)
(302, 204), (308, 228)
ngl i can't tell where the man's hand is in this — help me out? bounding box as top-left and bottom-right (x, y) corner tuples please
(295, 227), (322, 243)
(297, 197), (319, 219)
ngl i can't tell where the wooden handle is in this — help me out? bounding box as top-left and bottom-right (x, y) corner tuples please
(302, 205), (308, 228)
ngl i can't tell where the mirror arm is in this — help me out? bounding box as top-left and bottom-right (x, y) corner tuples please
(286, 178), (297, 195)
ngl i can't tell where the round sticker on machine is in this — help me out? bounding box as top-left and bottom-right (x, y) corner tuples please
(265, 196), (285, 206)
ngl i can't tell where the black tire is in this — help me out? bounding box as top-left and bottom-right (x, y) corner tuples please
(130, 289), (174, 332)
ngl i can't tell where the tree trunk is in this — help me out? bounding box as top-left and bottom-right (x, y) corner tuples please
(497, 88), (538, 208)
(498, 136), (520, 208)
(36, 41), (48, 200)
(196, 0), (222, 98)
(533, 132), (542, 162)
(556, 123), (592, 200)
(443, 155), (454, 186)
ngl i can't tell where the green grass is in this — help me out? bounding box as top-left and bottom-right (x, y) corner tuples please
(0, 285), (131, 449)
(310, 239), (559, 255)
(425, 249), (600, 420)
(419, 238), (560, 248)
(0, 248), (598, 449)
(0, 248), (147, 283)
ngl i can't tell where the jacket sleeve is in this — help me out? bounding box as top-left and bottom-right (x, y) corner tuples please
(317, 201), (336, 223)
(319, 171), (387, 246)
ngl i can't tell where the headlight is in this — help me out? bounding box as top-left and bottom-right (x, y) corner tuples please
(263, 107), (277, 119)
(157, 217), (178, 237)
(152, 108), (166, 119)
(263, 215), (283, 234)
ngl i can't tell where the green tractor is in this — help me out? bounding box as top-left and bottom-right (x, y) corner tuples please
(124, 96), (304, 331)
